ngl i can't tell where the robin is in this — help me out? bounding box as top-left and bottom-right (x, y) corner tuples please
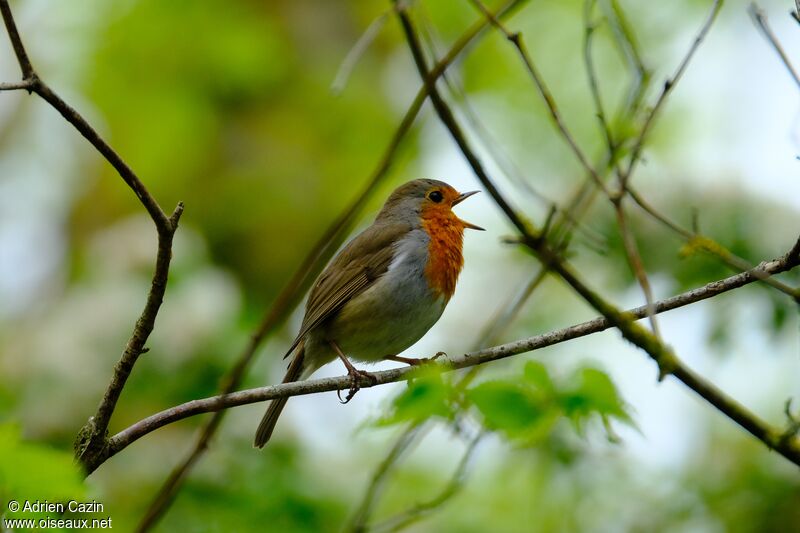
(254, 178), (483, 448)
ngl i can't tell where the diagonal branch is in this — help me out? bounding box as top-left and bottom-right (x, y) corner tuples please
(613, 201), (662, 336)
(0, 0), (169, 227)
(749, 2), (800, 89)
(0, 0), (32, 78)
(0, 0), (183, 471)
(84, 248), (800, 470)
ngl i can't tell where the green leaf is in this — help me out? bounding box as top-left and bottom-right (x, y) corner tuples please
(523, 361), (555, 393)
(468, 381), (549, 438)
(575, 368), (623, 414)
(559, 367), (634, 431)
(377, 370), (454, 426)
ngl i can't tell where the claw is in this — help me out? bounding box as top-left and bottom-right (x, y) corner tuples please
(337, 367), (377, 404)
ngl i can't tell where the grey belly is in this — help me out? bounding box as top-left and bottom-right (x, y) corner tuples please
(323, 261), (446, 363)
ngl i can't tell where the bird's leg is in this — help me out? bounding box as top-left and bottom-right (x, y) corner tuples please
(387, 352), (446, 366)
(330, 340), (377, 404)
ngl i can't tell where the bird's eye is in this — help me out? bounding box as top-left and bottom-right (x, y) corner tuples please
(428, 190), (444, 203)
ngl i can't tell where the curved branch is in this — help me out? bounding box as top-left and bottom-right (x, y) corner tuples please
(92, 251), (800, 469)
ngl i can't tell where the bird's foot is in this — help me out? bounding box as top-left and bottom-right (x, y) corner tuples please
(337, 367), (377, 404)
(330, 340), (377, 404)
(387, 352), (446, 366)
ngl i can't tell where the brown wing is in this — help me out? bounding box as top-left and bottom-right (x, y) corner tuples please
(282, 221), (411, 358)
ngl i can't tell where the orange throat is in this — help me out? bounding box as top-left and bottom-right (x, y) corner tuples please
(421, 209), (466, 301)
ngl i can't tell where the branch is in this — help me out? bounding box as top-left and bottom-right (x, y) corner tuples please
(0, 0), (183, 471)
(134, 1), (531, 528)
(0, 0), (33, 78)
(331, 9), (390, 95)
(87, 251), (800, 469)
(613, 201), (661, 336)
(0, 79), (31, 90)
(749, 2), (800, 89)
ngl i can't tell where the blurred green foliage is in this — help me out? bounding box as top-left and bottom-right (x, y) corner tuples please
(0, 424), (84, 520)
(0, 0), (798, 531)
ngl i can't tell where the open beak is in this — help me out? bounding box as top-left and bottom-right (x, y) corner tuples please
(452, 190), (485, 231)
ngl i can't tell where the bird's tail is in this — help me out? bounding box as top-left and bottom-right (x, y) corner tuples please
(254, 346), (305, 448)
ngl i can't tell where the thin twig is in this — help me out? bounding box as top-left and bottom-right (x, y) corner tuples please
(602, 0), (652, 124)
(371, 433), (484, 533)
(749, 2), (800, 89)
(95, 249), (800, 468)
(627, 186), (799, 301)
(0, 0), (33, 78)
(331, 9), (390, 95)
(583, 0), (617, 159)
(0, 79), (32, 90)
(618, 0), (723, 188)
(393, 2), (539, 242)
(466, 0), (610, 196)
(613, 202), (662, 336)
(346, 424), (428, 533)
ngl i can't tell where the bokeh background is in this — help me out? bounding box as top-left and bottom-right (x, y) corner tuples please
(1, 0), (799, 531)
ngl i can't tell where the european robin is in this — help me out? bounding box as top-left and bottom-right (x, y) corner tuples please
(254, 178), (483, 448)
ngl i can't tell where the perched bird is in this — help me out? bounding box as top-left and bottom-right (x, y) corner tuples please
(254, 178), (483, 448)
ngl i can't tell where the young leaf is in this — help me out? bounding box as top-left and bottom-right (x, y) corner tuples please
(560, 367), (634, 432)
(468, 381), (547, 438)
(377, 369), (454, 426)
(523, 361), (555, 393)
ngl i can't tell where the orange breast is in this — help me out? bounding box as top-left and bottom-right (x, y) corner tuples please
(421, 210), (465, 301)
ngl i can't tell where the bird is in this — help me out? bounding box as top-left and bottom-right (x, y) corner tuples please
(254, 178), (483, 448)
